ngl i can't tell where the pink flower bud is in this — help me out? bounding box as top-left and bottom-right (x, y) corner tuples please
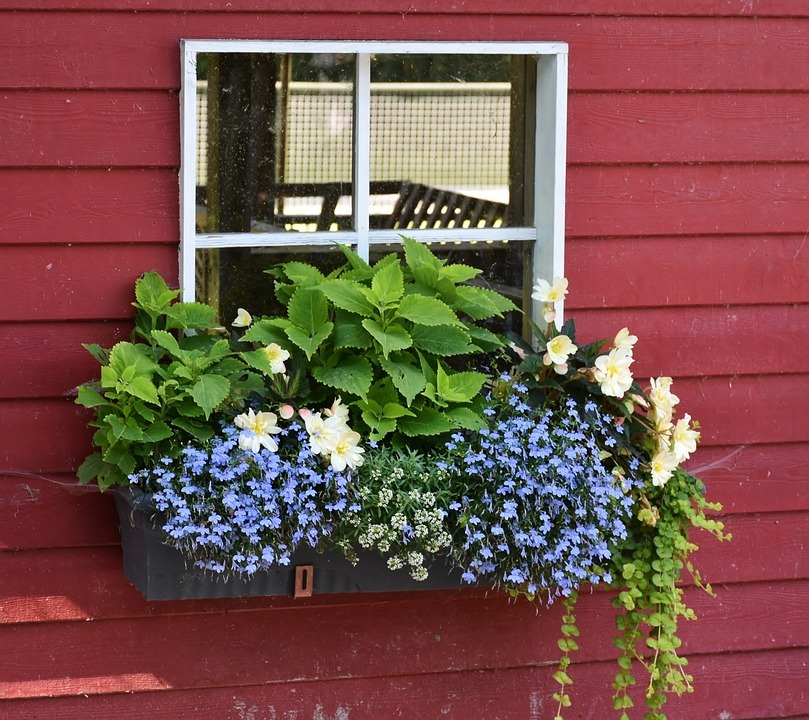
(297, 407), (312, 420)
(279, 404), (295, 420)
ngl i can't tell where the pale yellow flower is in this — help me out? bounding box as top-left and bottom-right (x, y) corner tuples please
(329, 429), (365, 471)
(234, 409), (281, 453)
(543, 334), (578, 371)
(262, 343), (290, 374)
(232, 308), (252, 328)
(650, 449), (679, 488)
(531, 276), (569, 303)
(593, 347), (634, 398)
(648, 376), (680, 432)
(672, 413), (700, 462)
(324, 397), (350, 425)
(613, 327), (638, 351)
(303, 411), (345, 457)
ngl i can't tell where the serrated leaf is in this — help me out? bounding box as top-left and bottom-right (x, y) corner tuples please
(190, 374), (230, 418)
(280, 261), (326, 288)
(379, 357), (426, 406)
(285, 321), (333, 360)
(410, 324), (473, 356)
(166, 302), (217, 330)
(441, 263), (482, 283)
(105, 415), (144, 441)
(76, 385), (108, 408)
(240, 318), (290, 346)
(134, 270), (178, 311)
(436, 366), (487, 403)
(311, 356), (373, 398)
(287, 287), (329, 335)
(171, 416), (215, 442)
(141, 421), (174, 443)
(463, 323), (503, 351)
(452, 284), (503, 320)
(361, 319), (412, 358)
(396, 294), (461, 326)
(333, 310), (373, 349)
(320, 279), (376, 316)
(121, 375), (159, 405)
(150, 329), (188, 361)
(82, 343), (110, 365)
(445, 406), (485, 430)
(403, 236), (442, 272)
(397, 407), (455, 437)
(77, 452), (107, 484)
(370, 259), (404, 307)
(109, 342), (158, 378)
(381, 402), (416, 419)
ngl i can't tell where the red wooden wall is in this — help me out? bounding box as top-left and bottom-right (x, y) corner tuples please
(1, 2), (808, 718)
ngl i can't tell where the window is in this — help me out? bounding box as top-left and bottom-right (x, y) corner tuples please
(180, 40), (568, 329)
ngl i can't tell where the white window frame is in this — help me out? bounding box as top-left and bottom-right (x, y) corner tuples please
(180, 40), (568, 325)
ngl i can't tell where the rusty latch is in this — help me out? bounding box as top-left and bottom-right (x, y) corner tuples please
(294, 564), (314, 598)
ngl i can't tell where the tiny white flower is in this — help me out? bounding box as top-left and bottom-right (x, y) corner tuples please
(262, 343), (290, 374)
(232, 308), (252, 328)
(672, 413), (700, 462)
(532, 276), (569, 303)
(593, 347), (634, 398)
(234, 408), (282, 453)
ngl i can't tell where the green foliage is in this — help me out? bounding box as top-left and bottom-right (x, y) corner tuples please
(261, 237), (514, 442)
(75, 271), (260, 490)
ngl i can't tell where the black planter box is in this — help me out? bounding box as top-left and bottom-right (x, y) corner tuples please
(113, 490), (468, 601)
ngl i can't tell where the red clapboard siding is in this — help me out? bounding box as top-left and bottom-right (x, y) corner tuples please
(0, 168), (178, 245)
(567, 163), (809, 239)
(3, 14), (809, 92)
(0, 322), (131, 399)
(566, 234), (809, 309)
(571, 305), (809, 378)
(0, 475), (118, 550)
(569, 92), (809, 165)
(0, 244), (178, 322)
(0, 90), (178, 168)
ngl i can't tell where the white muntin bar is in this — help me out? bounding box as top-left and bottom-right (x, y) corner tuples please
(179, 42), (200, 301)
(353, 53), (372, 262)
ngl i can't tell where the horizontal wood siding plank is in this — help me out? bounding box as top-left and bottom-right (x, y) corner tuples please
(3, 14), (809, 91)
(0, 244), (178, 322)
(0, 169), (178, 245)
(566, 235), (809, 309)
(567, 163), (809, 238)
(0, 90), (178, 168)
(569, 92), (809, 164)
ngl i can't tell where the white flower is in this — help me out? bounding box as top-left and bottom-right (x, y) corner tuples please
(262, 343), (290, 374)
(593, 347), (634, 398)
(543, 334), (577, 374)
(648, 377), (680, 432)
(531, 276), (569, 303)
(303, 411), (345, 456)
(234, 409), (281, 453)
(329, 429), (365, 471)
(672, 413), (700, 462)
(324, 397), (350, 426)
(232, 308), (252, 328)
(650, 449), (679, 487)
(613, 327), (638, 351)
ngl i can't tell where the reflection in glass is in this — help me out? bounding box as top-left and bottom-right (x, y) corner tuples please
(196, 53), (355, 234)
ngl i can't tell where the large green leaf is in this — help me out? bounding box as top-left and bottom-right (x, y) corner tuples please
(398, 406), (455, 437)
(333, 310), (373, 349)
(77, 452), (107, 485)
(76, 385), (108, 409)
(141, 421), (174, 443)
(361, 319), (412, 358)
(166, 302), (218, 330)
(320, 279), (376, 316)
(463, 323), (504, 352)
(436, 365), (487, 403)
(150, 329), (188, 361)
(403, 236), (442, 272)
(109, 342), (158, 378)
(134, 270), (178, 312)
(311, 356), (373, 398)
(190, 374), (230, 418)
(370, 258), (404, 308)
(120, 375), (159, 405)
(396, 294), (461, 327)
(171, 416), (215, 442)
(285, 322), (333, 360)
(241, 318), (290, 346)
(379, 356), (426, 406)
(453, 284), (517, 319)
(441, 264), (482, 283)
(281, 261), (326, 289)
(287, 287), (329, 335)
(410, 324), (473, 356)
(445, 406), (486, 430)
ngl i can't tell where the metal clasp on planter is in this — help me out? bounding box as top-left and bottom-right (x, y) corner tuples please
(294, 565), (314, 598)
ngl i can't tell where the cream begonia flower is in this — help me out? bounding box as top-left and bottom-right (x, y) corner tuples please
(672, 413), (700, 462)
(543, 334), (578, 374)
(234, 409), (282, 453)
(648, 376), (680, 432)
(531, 276), (569, 303)
(613, 327), (638, 351)
(329, 429), (365, 471)
(232, 307), (253, 328)
(650, 449), (679, 487)
(303, 411), (346, 457)
(593, 347), (634, 398)
(262, 343), (290, 374)
(324, 397), (350, 425)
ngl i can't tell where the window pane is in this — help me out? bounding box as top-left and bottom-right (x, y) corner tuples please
(196, 52), (354, 235)
(368, 54), (532, 231)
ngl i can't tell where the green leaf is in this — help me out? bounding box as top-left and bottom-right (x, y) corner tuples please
(150, 329), (188, 361)
(134, 270), (178, 311)
(287, 287), (329, 336)
(436, 366), (487, 403)
(396, 294), (461, 326)
(190, 374), (230, 418)
(453, 284), (517, 319)
(108, 342), (158, 378)
(311, 356), (373, 398)
(398, 406), (455, 437)
(77, 452), (107, 484)
(441, 263), (481, 283)
(82, 343), (110, 365)
(240, 318), (291, 346)
(76, 385), (108, 408)
(379, 357), (426, 406)
(381, 402), (416, 419)
(320, 279), (376, 316)
(285, 322), (334, 360)
(280, 261), (326, 289)
(361, 319), (412, 358)
(166, 302), (217, 330)
(370, 259), (404, 307)
(410, 324), (473, 356)
(120, 375), (159, 405)
(105, 415), (144, 442)
(332, 310), (373, 349)
(463, 323), (503, 351)
(445, 406), (485, 430)
(403, 236), (442, 272)
(141, 421), (174, 443)
(171, 416), (215, 442)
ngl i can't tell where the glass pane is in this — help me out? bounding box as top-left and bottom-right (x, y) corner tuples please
(368, 54), (532, 231)
(196, 52), (354, 235)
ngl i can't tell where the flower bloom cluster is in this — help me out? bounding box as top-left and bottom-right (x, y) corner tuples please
(133, 422), (353, 576)
(443, 384), (636, 598)
(646, 376), (700, 487)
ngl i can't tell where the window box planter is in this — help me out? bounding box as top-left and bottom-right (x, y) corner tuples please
(113, 489), (466, 601)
